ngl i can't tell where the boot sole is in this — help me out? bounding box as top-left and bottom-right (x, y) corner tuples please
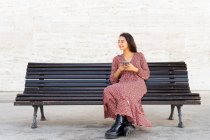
(123, 126), (135, 136)
(105, 131), (123, 139)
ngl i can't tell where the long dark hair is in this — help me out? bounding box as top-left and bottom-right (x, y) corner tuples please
(119, 32), (137, 52)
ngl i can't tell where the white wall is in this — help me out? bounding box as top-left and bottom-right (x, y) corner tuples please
(0, 0), (210, 91)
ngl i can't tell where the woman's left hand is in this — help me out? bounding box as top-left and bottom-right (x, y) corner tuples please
(124, 63), (138, 72)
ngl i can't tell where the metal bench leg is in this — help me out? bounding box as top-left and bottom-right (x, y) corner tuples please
(177, 105), (184, 128)
(31, 105), (38, 129)
(168, 105), (175, 120)
(39, 105), (46, 121)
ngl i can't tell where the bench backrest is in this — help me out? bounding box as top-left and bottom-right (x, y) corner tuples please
(24, 62), (190, 95)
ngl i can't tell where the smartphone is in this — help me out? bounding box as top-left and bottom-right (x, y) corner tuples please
(122, 61), (130, 65)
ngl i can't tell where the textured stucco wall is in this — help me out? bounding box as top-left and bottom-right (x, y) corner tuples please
(0, 0), (209, 91)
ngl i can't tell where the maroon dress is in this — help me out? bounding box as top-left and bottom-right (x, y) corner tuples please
(103, 52), (152, 127)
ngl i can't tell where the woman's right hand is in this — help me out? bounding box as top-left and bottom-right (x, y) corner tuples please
(118, 63), (128, 72)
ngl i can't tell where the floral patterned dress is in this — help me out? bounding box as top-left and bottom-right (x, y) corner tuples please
(103, 52), (152, 127)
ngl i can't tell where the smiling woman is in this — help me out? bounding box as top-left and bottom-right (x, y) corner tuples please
(103, 33), (151, 139)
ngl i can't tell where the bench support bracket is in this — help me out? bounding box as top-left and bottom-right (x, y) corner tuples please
(177, 105), (184, 128)
(168, 105), (175, 120)
(31, 105), (38, 129)
(39, 105), (46, 121)
(168, 105), (184, 128)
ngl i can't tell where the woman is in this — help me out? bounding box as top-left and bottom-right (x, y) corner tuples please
(103, 33), (152, 139)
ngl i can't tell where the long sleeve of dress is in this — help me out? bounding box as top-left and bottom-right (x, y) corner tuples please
(136, 53), (150, 80)
(109, 56), (119, 84)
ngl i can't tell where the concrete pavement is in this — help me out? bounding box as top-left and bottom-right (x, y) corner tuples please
(0, 91), (209, 140)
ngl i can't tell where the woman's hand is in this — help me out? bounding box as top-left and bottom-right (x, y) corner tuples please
(118, 63), (139, 73)
(118, 63), (127, 72)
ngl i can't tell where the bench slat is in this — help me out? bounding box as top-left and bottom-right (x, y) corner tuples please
(23, 89), (191, 94)
(28, 62), (186, 67)
(24, 83), (189, 88)
(17, 93), (200, 97)
(25, 74), (188, 79)
(26, 70), (187, 75)
(26, 67), (186, 73)
(16, 96), (200, 101)
(14, 100), (201, 106)
(25, 78), (189, 84)
(27, 67), (186, 72)
(25, 85), (189, 92)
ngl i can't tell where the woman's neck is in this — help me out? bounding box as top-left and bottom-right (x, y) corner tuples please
(123, 50), (134, 58)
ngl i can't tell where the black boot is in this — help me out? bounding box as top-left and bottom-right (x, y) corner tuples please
(105, 114), (125, 139)
(123, 116), (136, 136)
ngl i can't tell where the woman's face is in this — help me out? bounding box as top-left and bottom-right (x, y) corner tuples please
(118, 36), (129, 51)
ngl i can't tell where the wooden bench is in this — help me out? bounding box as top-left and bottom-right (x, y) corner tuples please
(14, 62), (201, 129)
